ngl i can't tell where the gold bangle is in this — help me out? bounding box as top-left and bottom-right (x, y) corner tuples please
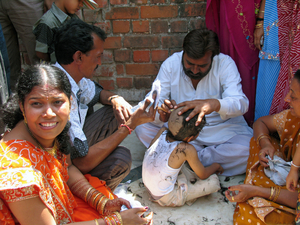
(96, 195), (105, 211)
(85, 187), (93, 202)
(109, 216), (117, 225)
(94, 219), (99, 225)
(259, 10), (265, 13)
(100, 198), (109, 215)
(88, 189), (98, 205)
(115, 212), (123, 225)
(255, 24), (263, 29)
(93, 193), (102, 207)
(269, 187), (275, 201)
(111, 213), (121, 225)
(273, 187), (281, 202)
(256, 134), (271, 146)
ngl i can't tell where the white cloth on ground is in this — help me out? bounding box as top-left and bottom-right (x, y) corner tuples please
(264, 155), (291, 186)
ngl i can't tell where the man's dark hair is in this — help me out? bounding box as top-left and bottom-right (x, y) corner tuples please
(183, 29), (220, 60)
(54, 19), (107, 65)
(167, 109), (206, 141)
(294, 69), (300, 83)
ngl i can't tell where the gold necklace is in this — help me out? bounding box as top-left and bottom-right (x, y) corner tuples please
(24, 121), (58, 157)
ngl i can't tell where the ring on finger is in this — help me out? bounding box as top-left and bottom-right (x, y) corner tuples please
(232, 196), (234, 201)
(259, 152), (263, 156)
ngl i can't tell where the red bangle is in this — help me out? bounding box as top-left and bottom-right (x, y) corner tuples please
(120, 124), (133, 134)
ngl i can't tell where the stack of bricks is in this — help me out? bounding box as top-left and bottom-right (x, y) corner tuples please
(21, 0), (207, 102)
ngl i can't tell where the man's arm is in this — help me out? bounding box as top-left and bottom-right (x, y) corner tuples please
(99, 89), (132, 126)
(72, 99), (156, 174)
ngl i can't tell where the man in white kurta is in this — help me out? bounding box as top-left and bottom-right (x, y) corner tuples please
(136, 29), (253, 176)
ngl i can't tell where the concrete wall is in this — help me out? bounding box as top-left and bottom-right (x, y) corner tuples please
(21, 0), (207, 101)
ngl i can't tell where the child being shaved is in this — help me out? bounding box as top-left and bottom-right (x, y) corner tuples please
(142, 107), (223, 207)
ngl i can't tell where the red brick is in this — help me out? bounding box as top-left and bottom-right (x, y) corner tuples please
(151, 21), (168, 33)
(103, 37), (122, 49)
(113, 20), (130, 33)
(114, 50), (131, 62)
(150, 0), (166, 3)
(131, 0), (147, 4)
(124, 36), (160, 48)
(116, 64), (124, 75)
(94, 22), (111, 34)
(83, 9), (102, 23)
(180, 3), (206, 17)
(117, 77), (133, 88)
(101, 50), (113, 64)
(170, 20), (188, 32)
(98, 80), (115, 90)
(170, 48), (182, 55)
(141, 6), (178, 19)
(106, 7), (139, 20)
(151, 50), (169, 62)
(110, 0), (127, 5)
(96, 66), (114, 77)
(190, 18), (206, 30)
(132, 20), (150, 33)
(134, 77), (154, 89)
(162, 35), (185, 48)
(126, 64), (159, 75)
(133, 50), (150, 62)
(94, 0), (108, 8)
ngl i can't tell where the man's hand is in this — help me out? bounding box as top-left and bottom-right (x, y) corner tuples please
(111, 97), (132, 126)
(158, 99), (177, 122)
(176, 99), (220, 126)
(125, 98), (157, 130)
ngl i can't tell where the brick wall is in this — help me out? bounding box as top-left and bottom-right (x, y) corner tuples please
(21, 0), (207, 102)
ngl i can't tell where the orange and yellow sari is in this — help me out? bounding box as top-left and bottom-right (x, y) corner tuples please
(233, 109), (299, 225)
(0, 140), (116, 225)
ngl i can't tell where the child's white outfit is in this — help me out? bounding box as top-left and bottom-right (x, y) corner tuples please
(142, 130), (221, 207)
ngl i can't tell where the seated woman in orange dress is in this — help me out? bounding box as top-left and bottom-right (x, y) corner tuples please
(224, 70), (300, 224)
(0, 64), (153, 225)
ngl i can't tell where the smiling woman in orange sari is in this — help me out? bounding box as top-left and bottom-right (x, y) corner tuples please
(0, 64), (152, 225)
(225, 69), (300, 225)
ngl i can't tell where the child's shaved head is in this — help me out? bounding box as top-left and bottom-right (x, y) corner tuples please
(167, 107), (206, 141)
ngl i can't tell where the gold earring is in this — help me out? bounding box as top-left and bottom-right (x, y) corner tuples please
(20, 105), (27, 124)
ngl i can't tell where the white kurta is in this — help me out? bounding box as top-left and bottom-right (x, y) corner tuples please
(136, 52), (253, 176)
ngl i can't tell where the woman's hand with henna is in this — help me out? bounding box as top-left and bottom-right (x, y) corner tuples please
(225, 184), (257, 203)
(103, 198), (131, 215)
